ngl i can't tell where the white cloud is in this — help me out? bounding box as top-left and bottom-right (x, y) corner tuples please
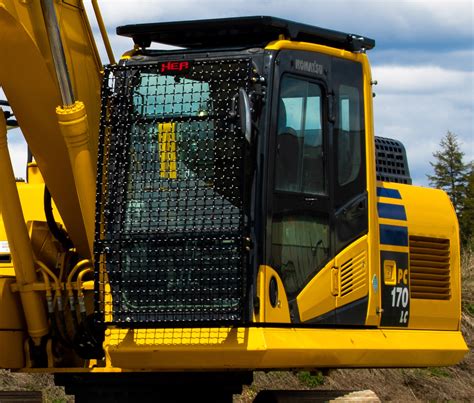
(3, 0), (473, 186)
(370, 49), (474, 72)
(373, 65), (474, 94)
(0, 88), (27, 179)
(6, 131), (28, 181)
(372, 64), (474, 185)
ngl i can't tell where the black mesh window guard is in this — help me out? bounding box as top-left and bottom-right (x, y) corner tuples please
(95, 58), (252, 326)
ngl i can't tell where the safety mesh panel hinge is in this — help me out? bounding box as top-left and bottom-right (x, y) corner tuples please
(95, 58), (253, 326)
(375, 136), (412, 184)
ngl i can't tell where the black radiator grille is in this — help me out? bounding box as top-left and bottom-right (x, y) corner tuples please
(95, 58), (252, 325)
(375, 136), (412, 184)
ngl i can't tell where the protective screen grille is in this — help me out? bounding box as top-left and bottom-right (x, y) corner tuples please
(95, 58), (252, 325)
(375, 136), (412, 184)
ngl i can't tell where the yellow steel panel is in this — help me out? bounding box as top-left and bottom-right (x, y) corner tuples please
(361, 53), (380, 328)
(376, 197), (405, 206)
(410, 299), (459, 330)
(0, 268), (14, 276)
(0, 278), (26, 330)
(379, 244), (409, 254)
(104, 327), (467, 370)
(335, 235), (369, 309)
(265, 40), (363, 62)
(297, 259), (336, 322)
(0, 331), (26, 369)
(399, 184), (458, 239)
(297, 237), (370, 322)
(0, 169), (64, 275)
(378, 217), (409, 227)
(0, 7), (85, 255)
(260, 266), (291, 323)
(253, 264), (266, 321)
(0, 1), (102, 257)
(378, 183), (461, 330)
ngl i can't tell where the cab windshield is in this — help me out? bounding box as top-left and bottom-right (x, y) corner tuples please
(124, 62), (249, 233)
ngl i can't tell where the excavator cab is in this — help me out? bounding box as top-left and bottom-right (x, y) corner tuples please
(91, 17), (466, 343)
(95, 16), (376, 327)
(0, 11), (467, 401)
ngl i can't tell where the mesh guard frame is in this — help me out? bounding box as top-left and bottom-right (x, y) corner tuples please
(94, 58), (253, 327)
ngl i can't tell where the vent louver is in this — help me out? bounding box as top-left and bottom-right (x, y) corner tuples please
(340, 250), (366, 297)
(409, 236), (451, 300)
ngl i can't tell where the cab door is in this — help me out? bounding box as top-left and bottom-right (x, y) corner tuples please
(266, 50), (368, 325)
(267, 50), (335, 324)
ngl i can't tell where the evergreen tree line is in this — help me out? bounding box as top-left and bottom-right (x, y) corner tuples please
(427, 131), (473, 249)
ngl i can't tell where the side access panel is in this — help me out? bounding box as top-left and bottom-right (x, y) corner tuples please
(0, 278), (26, 368)
(335, 235), (369, 325)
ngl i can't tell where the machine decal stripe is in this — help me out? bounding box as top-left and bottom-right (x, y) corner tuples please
(377, 203), (407, 221)
(376, 187), (401, 199)
(379, 224), (408, 247)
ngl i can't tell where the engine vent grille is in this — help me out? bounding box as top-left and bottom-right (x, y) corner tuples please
(375, 136), (412, 184)
(340, 250), (367, 297)
(409, 236), (451, 300)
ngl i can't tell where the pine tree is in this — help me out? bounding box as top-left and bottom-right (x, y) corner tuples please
(427, 131), (467, 214)
(460, 163), (474, 248)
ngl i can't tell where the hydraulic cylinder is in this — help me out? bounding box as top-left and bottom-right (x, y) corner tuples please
(0, 110), (48, 344)
(56, 101), (96, 257)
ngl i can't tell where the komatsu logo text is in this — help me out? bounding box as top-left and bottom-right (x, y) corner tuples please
(294, 59), (324, 75)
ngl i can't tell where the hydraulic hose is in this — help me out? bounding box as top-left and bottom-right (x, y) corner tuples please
(44, 186), (74, 250)
(66, 260), (92, 331)
(37, 260), (72, 346)
(77, 268), (93, 318)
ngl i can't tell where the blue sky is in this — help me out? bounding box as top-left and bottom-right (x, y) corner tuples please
(4, 0), (474, 185)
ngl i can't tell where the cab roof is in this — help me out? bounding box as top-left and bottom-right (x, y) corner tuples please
(117, 16), (375, 52)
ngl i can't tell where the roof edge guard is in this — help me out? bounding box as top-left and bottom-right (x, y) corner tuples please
(116, 16), (375, 52)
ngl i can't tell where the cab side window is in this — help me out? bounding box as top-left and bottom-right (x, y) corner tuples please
(338, 84), (361, 186)
(275, 76), (325, 195)
(333, 58), (367, 252)
(333, 58), (365, 210)
(272, 75), (329, 297)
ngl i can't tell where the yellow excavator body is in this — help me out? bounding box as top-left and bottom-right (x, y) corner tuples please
(0, 2), (467, 400)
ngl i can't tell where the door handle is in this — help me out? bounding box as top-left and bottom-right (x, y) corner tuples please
(331, 267), (339, 296)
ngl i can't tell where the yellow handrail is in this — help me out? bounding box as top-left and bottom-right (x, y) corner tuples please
(91, 0), (116, 64)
